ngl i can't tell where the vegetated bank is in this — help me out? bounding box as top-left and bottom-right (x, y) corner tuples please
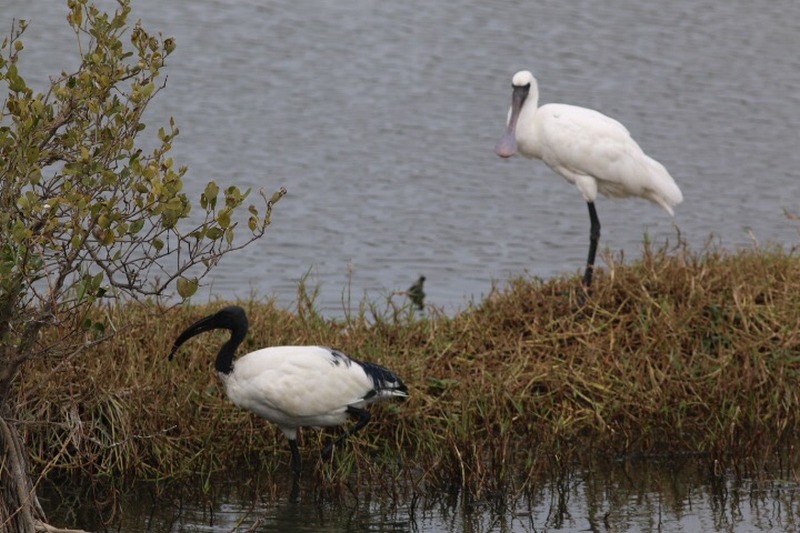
(15, 242), (800, 498)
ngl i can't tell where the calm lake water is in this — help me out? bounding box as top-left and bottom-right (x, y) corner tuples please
(4, 0), (800, 314)
(42, 458), (800, 532)
(6, 0), (800, 531)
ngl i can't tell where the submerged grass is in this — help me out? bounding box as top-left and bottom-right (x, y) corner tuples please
(13, 241), (800, 499)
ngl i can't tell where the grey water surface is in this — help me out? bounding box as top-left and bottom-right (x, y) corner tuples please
(41, 458), (800, 532)
(4, 0), (800, 315)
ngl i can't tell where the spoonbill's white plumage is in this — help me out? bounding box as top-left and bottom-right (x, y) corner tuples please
(495, 70), (683, 289)
(169, 306), (408, 474)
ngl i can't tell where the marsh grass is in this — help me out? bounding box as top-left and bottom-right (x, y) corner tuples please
(13, 242), (800, 502)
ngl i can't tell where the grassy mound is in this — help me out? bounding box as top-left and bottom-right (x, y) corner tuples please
(15, 243), (800, 496)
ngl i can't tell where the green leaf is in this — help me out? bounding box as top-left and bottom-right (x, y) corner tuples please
(164, 197), (183, 212)
(129, 218), (145, 234)
(92, 320), (106, 336)
(206, 227), (223, 240)
(176, 276), (198, 298)
(224, 185), (246, 207)
(202, 181), (219, 210)
(270, 188), (287, 205)
(7, 64), (27, 93)
(217, 208), (231, 229)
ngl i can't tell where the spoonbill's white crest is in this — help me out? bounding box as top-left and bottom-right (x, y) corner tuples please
(495, 70), (683, 290)
(169, 306), (408, 475)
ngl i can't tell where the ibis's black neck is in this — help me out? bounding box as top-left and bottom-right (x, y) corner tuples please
(214, 309), (248, 375)
(216, 333), (243, 375)
(170, 306), (250, 375)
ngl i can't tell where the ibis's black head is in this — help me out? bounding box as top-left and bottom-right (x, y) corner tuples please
(169, 306), (249, 375)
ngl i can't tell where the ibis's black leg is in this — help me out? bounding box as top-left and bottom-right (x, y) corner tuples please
(289, 475), (300, 502)
(288, 438), (302, 477)
(582, 202), (601, 290)
(321, 406), (371, 459)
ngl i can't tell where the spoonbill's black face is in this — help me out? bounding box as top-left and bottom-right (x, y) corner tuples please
(495, 82), (530, 158)
(511, 82), (530, 108)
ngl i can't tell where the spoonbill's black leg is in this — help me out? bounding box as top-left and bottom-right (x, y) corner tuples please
(582, 201), (601, 291)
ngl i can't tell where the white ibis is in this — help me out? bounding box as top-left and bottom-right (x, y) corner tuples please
(495, 70), (683, 289)
(169, 305), (408, 474)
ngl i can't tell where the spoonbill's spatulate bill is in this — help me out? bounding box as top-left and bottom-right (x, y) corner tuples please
(495, 70), (683, 290)
(169, 306), (408, 474)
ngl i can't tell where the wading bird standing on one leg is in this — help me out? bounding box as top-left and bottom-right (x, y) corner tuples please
(495, 70), (683, 292)
(169, 305), (408, 475)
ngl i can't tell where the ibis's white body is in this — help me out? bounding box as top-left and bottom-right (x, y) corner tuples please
(170, 306), (407, 473)
(505, 71), (682, 213)
(221, 346), (401, 441)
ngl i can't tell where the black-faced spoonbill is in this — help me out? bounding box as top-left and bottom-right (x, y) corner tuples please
(495, 70), (683, 290)
(169, 305), (408, 475)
